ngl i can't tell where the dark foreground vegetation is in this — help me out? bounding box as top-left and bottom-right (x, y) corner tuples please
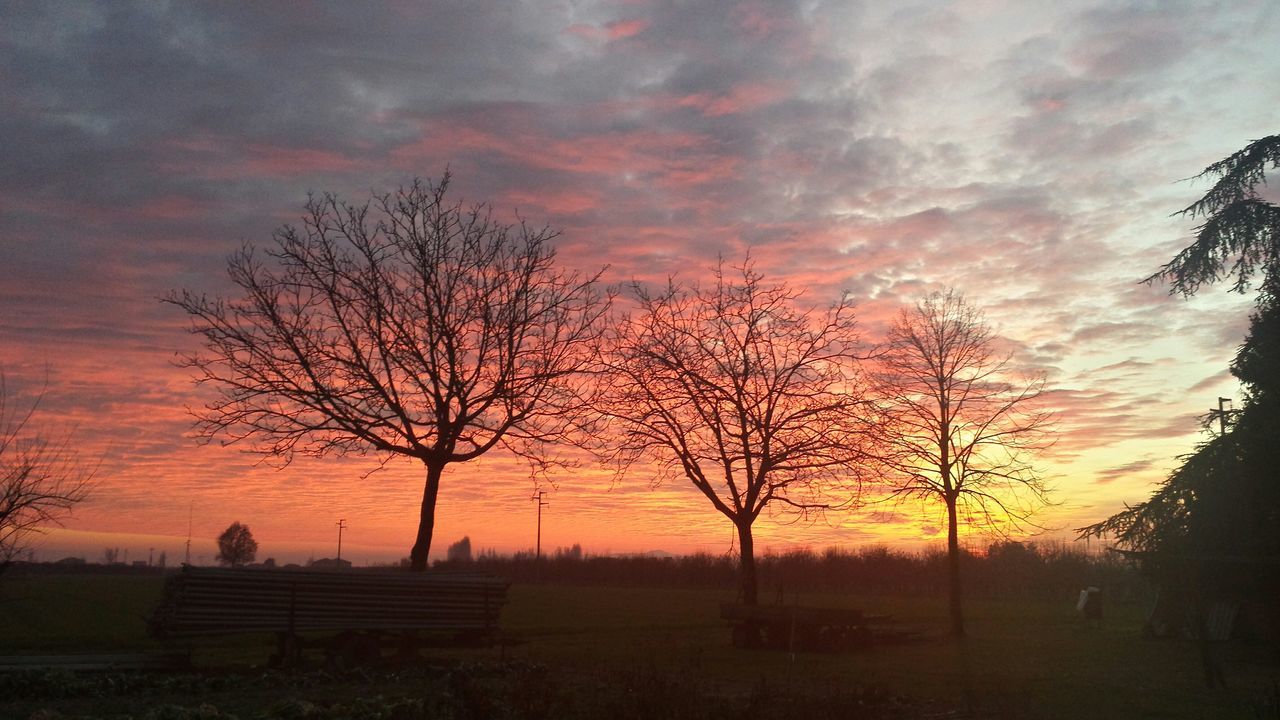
(2, 553), (1279, 719)
(0, 661), (921, 720)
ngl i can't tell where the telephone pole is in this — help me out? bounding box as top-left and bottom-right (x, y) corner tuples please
(533, 491), (549, 560)
(1213, 397), (1233, 435)
(336, 519), (347, 562)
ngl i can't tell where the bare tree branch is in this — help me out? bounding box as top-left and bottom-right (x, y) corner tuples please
(873, 289), (1052, 635)
(0, 373), (93, 566)
(166, 173), (609, 569)
(592, 257), (875, 604)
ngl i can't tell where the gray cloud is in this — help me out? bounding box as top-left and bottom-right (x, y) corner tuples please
(1, 0), (1276, 553)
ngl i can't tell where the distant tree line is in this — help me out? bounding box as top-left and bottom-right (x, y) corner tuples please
(433, 541), (1140, 602)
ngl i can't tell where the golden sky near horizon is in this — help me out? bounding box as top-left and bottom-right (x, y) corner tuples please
(3, 1), (1278, 564)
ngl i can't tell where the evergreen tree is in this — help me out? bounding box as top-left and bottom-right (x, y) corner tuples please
(1080, 136), (1280, 577)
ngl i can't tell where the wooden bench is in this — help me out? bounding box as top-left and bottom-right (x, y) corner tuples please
(148, 566), (509, 666)
(720, 603), (883, 652)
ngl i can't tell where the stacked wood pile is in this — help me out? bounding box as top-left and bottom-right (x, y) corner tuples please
(148, 566), (509, 642)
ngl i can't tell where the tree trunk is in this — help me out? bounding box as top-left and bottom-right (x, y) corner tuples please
(946, 498), (966, 637)
(736, 519), (758, 606)
(409, 461), (444, 571)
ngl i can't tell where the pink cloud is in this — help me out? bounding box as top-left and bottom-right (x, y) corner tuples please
(606, 18), (649, 40)
(391, 112), (737, 194)
(501, 187), (602, 216)
(240, 145), (362, 176)
(135, 195), (211, 221)
(676, 82), (785, 117)
(157, 136), (363, 180)
(2, 191), (210, 228)
(565, 18), (648, 43)
(732, 2), (790, 40)
(1037, 97), (1066, 113)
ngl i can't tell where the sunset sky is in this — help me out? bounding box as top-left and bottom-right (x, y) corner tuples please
(3, 1), (1278, 565)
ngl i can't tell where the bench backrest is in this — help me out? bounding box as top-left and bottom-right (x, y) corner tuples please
(148, 566), (509, 639)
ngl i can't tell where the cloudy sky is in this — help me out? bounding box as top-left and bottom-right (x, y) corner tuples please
(2, 1), (1277, 564)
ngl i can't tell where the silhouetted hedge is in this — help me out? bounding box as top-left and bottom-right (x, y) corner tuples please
(434, 541), (1144, 602)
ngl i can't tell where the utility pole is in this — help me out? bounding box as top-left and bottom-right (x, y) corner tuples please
(533, 490), (549, 560)
(336, 519), (347, 563)
(1213, 397), (1233, 435)
(184, 502), (192, 566)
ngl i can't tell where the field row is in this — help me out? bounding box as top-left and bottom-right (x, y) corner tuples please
(1, 573), (1276, 719)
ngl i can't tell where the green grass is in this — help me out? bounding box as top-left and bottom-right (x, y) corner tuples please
(2, 572), (1278, 719)
(0, 573), (168, 653)
(502, 585), (1280, 719)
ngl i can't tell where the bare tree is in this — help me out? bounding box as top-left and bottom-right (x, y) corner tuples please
(216, 521), (258, 567)
(595, 259), (874, 605)
(875, 290), (1051, 636)
(0, 375), (92, 567)
(167, 173), (609, 570)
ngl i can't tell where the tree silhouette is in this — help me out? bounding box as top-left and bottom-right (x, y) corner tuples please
(1081, 139), (1280, 687)
(446, 535), (472, 563)
(216, 521), (258, 567)
(0, 375), (92, 568)
(594, 259), (874, 605)
(876, 290), (1050, 637)
(168, 174), (609, 570)
(1082, 134), (1280, 574)
(1147, 134), (1280, 296)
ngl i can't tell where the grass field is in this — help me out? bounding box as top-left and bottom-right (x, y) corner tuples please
(1, 571), (1277, 718)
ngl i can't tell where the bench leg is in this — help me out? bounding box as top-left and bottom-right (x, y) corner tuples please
(731, 622), (762, 649)
(325, 631), (383, 670)
(270, 632), (303, 669)
(393, 630), (422, 664)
